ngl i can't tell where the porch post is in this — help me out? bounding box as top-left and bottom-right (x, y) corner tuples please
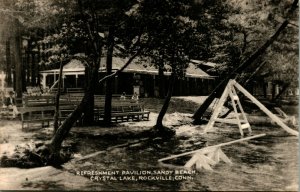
(114, 75), (118, 94)
(153, 75), (156, 97)
(62, 75), (65, 90)
(54, 72), (57, 83)
(41, 73), (47, 89)
(75, 74), (78, 88)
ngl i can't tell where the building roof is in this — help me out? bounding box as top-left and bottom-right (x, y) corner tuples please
(190, 59), (217, 68)
(40, 57), (214, 79)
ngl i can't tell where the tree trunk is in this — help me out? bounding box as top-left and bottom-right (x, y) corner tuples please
(271, 82), (276, 101)
(81, 64), (95, 126)
(5, 39), (12, 87)
(53, 60), (64, 134)
(82, 89), (95, 125)
(274, 83), (290, 101)
(31, 52), (36, 86)
(49, 0), (144, 158)
(155, 72), (176, 129)
(158, 63), (165, 98)
(49, 57), (100, 159)
(49, 0), (109, 161)
(48, 48), (143, 161)
(243, 62), (266, 86)
(26, 40), (31, 84)
(13, 31), (22, 98)
(104, 27), (114, 125)
(49, 95), (87, 160)
(193, 10), (297, 124)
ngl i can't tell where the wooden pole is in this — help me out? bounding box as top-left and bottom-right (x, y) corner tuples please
(233, 80), (299, 137)
(158, 133), (266, 162)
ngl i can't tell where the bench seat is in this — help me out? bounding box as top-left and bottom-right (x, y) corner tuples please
(106, 111), (150, 122)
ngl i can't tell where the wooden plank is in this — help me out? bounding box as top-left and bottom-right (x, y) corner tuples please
(202, 154), (217, 166)
(214, 118), (240, 124)
(158, 133), (266, 162)
(233, 80), (298, 136)
(205, 86), (230, 132)
(184, 153), (200, 168)
(218, 148), (232, 164)
(197, 156), (213, 171)
(274, 107), (288, 119)
(228, 86), (245, 136)
(240, 123), (250, 129)
(74, 140), (142, 162)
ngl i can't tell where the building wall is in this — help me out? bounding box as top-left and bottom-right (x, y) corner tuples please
(41, 72), (215, 97)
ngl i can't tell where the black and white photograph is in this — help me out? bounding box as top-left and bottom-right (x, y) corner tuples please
(0, 0), (298, 191)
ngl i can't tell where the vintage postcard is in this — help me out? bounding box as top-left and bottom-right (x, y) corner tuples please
(0, 0), (298, 191)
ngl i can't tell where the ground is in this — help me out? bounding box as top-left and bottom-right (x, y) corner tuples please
(0, 97), (298, 191)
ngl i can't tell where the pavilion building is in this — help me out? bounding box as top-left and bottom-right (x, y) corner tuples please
(40, 57), (216, 97)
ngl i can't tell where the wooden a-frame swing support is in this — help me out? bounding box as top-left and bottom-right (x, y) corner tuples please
(204, 79), (298, 137)
(157, 80), (297, 171)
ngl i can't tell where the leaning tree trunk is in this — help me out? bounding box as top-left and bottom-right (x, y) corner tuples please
(273, 82), (290, 102)
(155, 72), (176, 130)
(49, 58), (100, 160)
(53, 59), (64, 134)
(104, 27), (115, 125)
(193, 0), (298, 124)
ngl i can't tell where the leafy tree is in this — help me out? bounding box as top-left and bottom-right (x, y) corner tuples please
(227, 0), (298, 90)
(193, 0), (299, 123)
(46, 0), (149, 162)
(126, 0), (211, 133)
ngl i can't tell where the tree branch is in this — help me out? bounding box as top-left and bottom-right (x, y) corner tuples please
(77, 0), (100, 56)
(99, 48), (142, 83)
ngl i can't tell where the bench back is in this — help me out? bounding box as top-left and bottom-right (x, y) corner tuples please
(22, 93), (144, 111)
(23, 95), (55, 107)
(19, 105), (76, 114)
(26, 86), (42, 96)
(66, 88), (84, 93)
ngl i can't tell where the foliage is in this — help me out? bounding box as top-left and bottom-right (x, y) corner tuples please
(125, 0), (202, 78)
(38, 20), (89, 68)
(226, 0), (298, 85)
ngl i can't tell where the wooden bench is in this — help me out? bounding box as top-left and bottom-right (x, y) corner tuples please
(23, 95), (74, 107)
(58, 105), (82, 125)
(110, 111), (150, 122)
(0, 106), (14, 119)
(26, 86), (42, 96)
(19, 105), (77, 129)
(23, 95), (55, 107)
(66, 88), (84, 93)
(94, 102), (150, 122)
(20, 106), (55, 129)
